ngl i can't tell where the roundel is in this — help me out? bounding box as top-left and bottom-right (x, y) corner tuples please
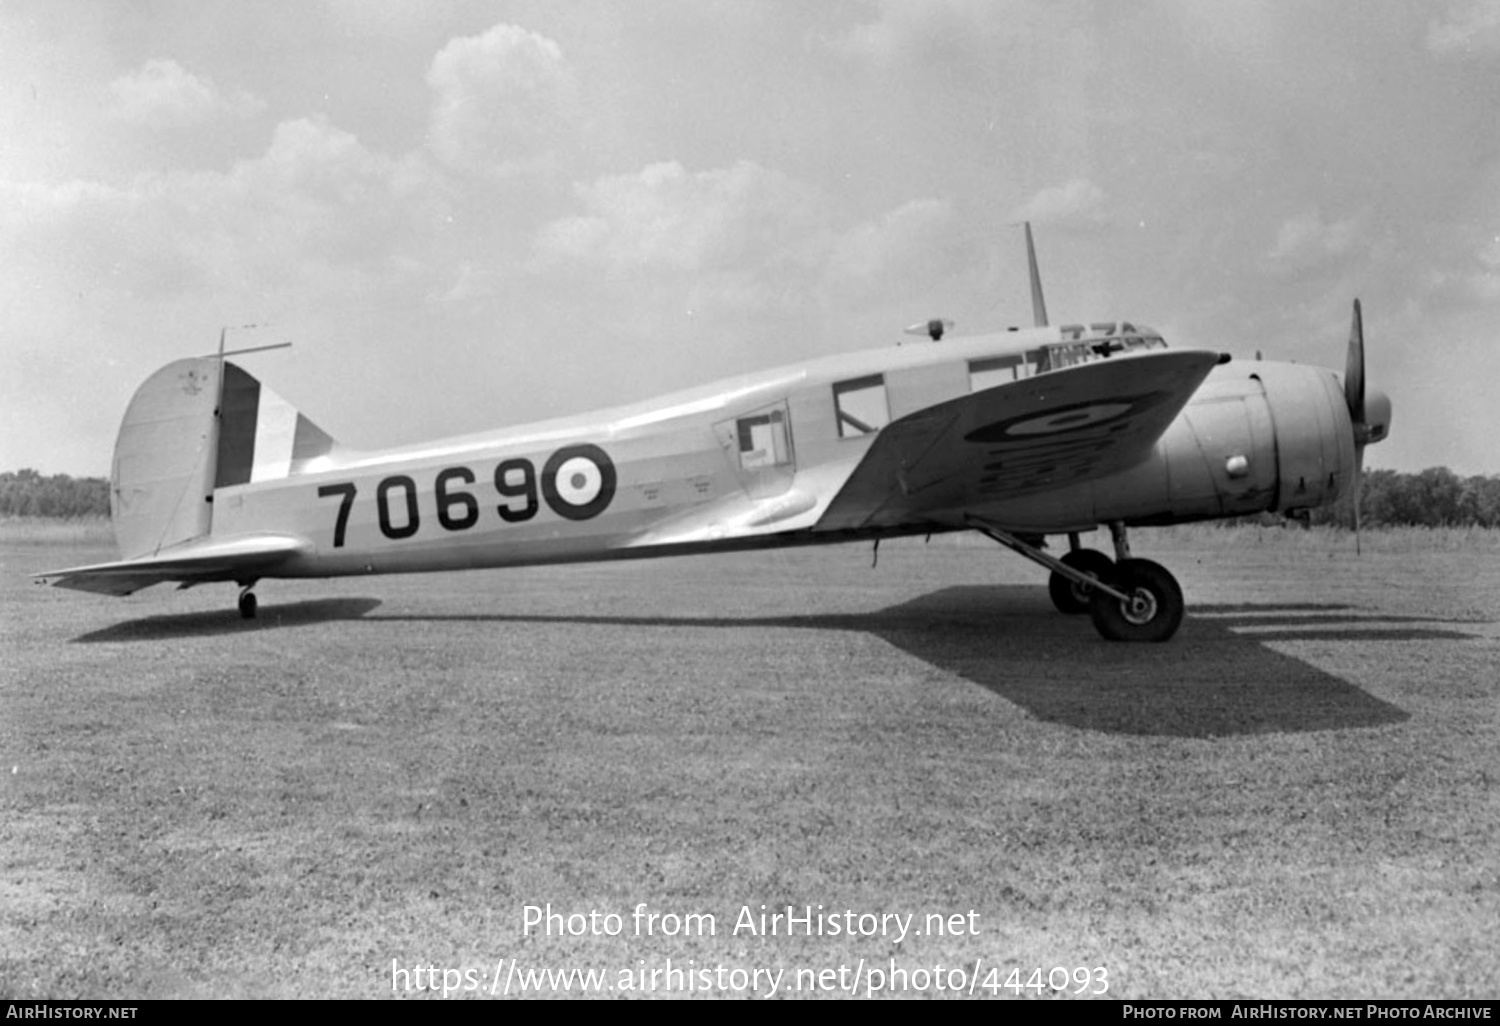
(1003, 401), (1134, 436)
(542, 444), (617, 521)
(965, 391), (1170, 444)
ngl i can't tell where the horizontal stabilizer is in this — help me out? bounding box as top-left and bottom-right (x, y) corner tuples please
(32, 534), (309, 596)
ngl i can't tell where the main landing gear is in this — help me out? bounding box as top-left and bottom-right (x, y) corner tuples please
(967, 518), (1185, 642)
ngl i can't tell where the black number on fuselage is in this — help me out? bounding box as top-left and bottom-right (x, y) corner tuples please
(317, 482), (357, 548)
(377, 476), (420, 539)
(435, 466), (480, 531)
(494, 459), (539, 523)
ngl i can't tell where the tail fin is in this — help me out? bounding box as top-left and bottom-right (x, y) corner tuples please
(111, 359), (337, 559)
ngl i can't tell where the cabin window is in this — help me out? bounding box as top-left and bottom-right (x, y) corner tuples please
(833, 375), (890, 438)
(736, 407), (792, 469)
(968, 353), (1039, 391)
(970, 355), (1021, 391)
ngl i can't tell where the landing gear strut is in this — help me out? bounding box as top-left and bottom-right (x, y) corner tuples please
(968, 516), (1185, 642)
(1047, 544), (1114, 615)
(237, 583), (258, 620)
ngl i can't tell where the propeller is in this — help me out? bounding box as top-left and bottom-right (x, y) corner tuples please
(1343, 299), (1391, 555)
(1345, 300), (1365, 554)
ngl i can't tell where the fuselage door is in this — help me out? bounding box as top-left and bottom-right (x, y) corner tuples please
(714, 401), (796, 499)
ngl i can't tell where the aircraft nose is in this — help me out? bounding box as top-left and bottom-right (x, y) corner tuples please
(1360, 388), (1392, 445)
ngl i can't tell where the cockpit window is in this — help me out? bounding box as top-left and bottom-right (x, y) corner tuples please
(1038, 328), (1167, 372)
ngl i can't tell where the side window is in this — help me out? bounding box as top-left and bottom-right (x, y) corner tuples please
(736, 407), (792, 470)
(833, 375), (890, 439)
(969, 355), (1023, 392)
(969, 354), (1039, 390)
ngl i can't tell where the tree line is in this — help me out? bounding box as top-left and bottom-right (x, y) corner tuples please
(0, 469), (110, 518)
(1310, 466), (1500, 529)
(4, 465), (1500, 527)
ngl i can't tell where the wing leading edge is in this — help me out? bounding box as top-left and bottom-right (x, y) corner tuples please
(815, 349), (1225, 532)
(33, 534), (309, 596)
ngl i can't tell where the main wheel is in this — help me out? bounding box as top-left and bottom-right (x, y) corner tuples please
(1088, 558), (1184, 642)
(1048, 548), (1114, 615)
(238, 591), (258, 620)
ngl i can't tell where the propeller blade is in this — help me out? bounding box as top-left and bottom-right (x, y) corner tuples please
(1344, 299), (1370, 555)
(1345, 299), (1366, 425)
(1352, 455), (1363, 557)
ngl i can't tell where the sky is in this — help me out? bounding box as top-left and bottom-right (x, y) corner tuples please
(3, 0), (1498, 478)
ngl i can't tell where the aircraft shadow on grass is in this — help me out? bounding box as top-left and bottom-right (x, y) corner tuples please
(73, 597), (385, 643)
(73, 585), (1483, 737)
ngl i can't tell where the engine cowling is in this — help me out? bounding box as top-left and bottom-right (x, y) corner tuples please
(967, 359), (1384, 529)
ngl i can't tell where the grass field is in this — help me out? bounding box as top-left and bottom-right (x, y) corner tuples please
(2, 526), (1497, 1000)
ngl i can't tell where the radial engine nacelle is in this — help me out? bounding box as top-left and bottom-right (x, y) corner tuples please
(969, 357), (1393, 530)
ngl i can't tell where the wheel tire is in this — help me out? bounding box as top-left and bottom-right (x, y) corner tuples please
(238, 591), (258, 620)
(1048, 548), (1114, 615)
(1088, 558), (1184, 642)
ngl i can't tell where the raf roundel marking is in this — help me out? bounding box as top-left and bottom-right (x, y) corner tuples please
(542, 444), (617, 520)
(964, 391), (1171, 444)
(1002, 401), (1134, 436)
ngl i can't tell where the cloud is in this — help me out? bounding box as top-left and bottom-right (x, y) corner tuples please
(821, 198), (959, 301)
(1265, 208), (1360, 271)
(108, 59), (264, 130)
(1426, 1), (1500, 55)
(3, 115), (445, 307)
(425, 23), (579, 175)
(1474, 236), (1500, 298)
(815, 0), (1034, 62)
(534, 161), (825, 275)
(532, 161), (979, 331)
(1010, 179), (1106, 225)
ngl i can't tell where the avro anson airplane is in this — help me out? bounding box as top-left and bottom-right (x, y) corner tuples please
(36, 228), (1390, 641)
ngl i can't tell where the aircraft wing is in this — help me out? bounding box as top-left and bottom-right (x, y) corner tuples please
(32, 534), (309, 596)
(815, 349), (1224, 531)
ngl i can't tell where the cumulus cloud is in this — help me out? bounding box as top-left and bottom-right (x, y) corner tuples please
(425, 23), (579, 175)
(1010, 179), (1107, 225)
(532, 159), (983, 333)
(1265, 208), (1360, 270)
(821, 198), (959, 301)
(816, 0), (1030, 62)
(1472, 235), (1500, 298)
(534, 161), (825, 275)
(4, 115), (446, 307)
(108, 59), (264, 130)
(1426, 0), (1500, 56)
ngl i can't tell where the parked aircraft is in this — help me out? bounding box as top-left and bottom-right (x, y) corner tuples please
(36, 229), (1390, 641)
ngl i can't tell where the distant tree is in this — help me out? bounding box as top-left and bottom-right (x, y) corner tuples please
(0, 470), (109, 517)
(1260, 466), (1499, 530)
(1461, 475), (1500, 528)
(1412, 467), (1465, 525)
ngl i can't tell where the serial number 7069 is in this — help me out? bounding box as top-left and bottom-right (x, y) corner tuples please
(315, 444), (617, 547)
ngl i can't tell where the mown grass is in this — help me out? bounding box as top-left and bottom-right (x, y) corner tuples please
(2, 529), (1497, 999)
(0, 516), (113, 546)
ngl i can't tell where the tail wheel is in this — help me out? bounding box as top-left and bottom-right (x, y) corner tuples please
(238, 590), (258, 620)
(1047, 548), (1114, 615)
(1088, 558), (1184, 643)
